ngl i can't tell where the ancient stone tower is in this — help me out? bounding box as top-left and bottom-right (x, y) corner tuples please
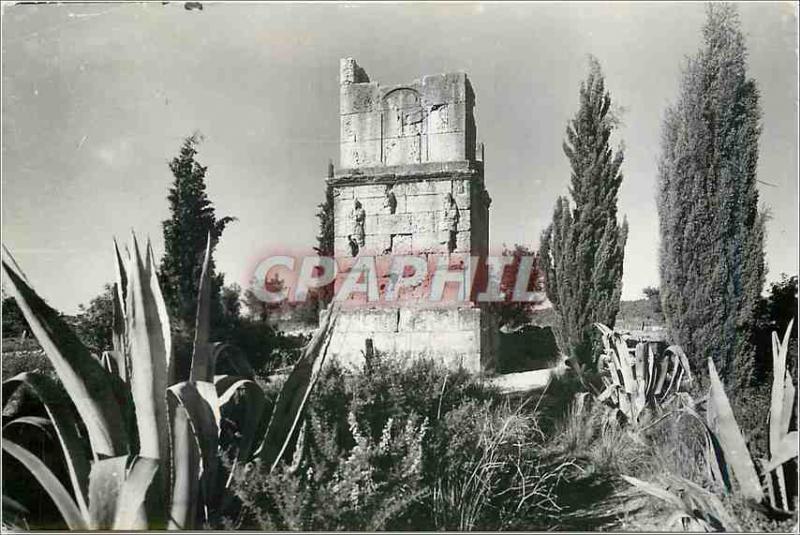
(325, 58), (496, 371)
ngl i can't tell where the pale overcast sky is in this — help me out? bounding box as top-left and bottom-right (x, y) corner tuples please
(2, 2), (797, 313)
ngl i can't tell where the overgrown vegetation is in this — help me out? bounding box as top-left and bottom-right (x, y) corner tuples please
(229, 355), (574, 531)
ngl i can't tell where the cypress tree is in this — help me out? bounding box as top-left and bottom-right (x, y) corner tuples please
(159, 133), (235, 378)
(540, 58), (628, 369)
(314, 163), (335, 305)
(657, 4), (765, 387)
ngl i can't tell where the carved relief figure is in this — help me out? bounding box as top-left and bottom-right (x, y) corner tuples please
(440, 193), (459, 253)
(351, 199), (366, 247)
(383, 184), (397, 214)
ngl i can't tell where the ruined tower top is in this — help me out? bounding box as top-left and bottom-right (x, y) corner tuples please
(338, 57), (477, 170)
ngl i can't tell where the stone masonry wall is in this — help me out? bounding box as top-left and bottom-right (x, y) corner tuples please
(339, 57), (476, 169)
(326, 305), (497, 373)
(326, 58), (495, 372)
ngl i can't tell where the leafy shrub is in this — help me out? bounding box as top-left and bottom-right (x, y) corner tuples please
(231, 353), (571, 531)
(2, 294), (28, 338)
(232, 410), (427, 531)
(2, 345), (53, 378)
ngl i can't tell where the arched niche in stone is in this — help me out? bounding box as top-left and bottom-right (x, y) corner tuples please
(381, 87), (427, 165)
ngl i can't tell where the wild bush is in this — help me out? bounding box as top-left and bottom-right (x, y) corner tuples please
(231, 353), (572, 531)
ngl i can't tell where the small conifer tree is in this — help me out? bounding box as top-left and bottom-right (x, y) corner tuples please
(540, 58), (628, 369)
(159, 133), (235, 378)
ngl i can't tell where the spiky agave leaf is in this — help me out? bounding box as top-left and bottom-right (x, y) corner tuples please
(167, 381), (220, 526)
(126, 234), (171, 465)
(110, 287), (128, 381)
(216, 377), (266, 472)
(764, 432), (799, 472)
(88, 456), (128, 529)
(3, 372), (91, 519)
(666, 345), (692, 384)
(87, 455), (157, 530)
(166, 397), (201, 530)
(259, 306), (339, 471)
(1, 250), (128, 458)
(1, 439), (87, 530)
(621, 474), (736, 532)
(680, 405), (732, 494)
(612, 334), (636, 395)
(669, 475), (741, 531)
(189, 233), (213, 383)
(707, 358), (763, 503)
(112, 240), (130, 381)
(112, 456), (159, 530)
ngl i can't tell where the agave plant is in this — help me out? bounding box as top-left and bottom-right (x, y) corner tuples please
(698, 320), (797, 510)
(1, 233), (338, 530)
(623, 321), (798, 526)
(621, 473), (741, 531)
(594, 323), (692, 427)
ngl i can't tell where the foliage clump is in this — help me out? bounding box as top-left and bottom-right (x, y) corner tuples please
(230, 355), (571, 531)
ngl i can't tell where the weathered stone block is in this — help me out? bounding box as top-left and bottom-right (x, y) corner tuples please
(340, 140), (381, 168)
(340, 83), (380, 115)
(333, 186), (354, 200)
(404, 194), (443, 213)
(411, 232), (447, 253)
(395, 180), (452, 196)
(427, 101), (467, 135)
(390, 234), (413, 254)
(341, 111), (382, 143)
(352, 184), (390, 199)
(428, 131), (467, 162)
(340, 57), (370, 85)
(324, 304), (489, 373)
(420, 72), (469, 106)
(336, 307), (399, 332)
(403, 193), (470, 214)
(383, 135), (423, 166)
(398, 307), (461, 331)
(374, 213), (412, 234)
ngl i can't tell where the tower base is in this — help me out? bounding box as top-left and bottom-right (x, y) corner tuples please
(325, 304), (498, 373)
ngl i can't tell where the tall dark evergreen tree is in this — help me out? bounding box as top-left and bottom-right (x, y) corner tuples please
(657, 4), (765, 387)
(159, 133), (235, 376)
(315, 184), (334, 258)
(314, 162), (335, 305)
(540, 58), (628, 369)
